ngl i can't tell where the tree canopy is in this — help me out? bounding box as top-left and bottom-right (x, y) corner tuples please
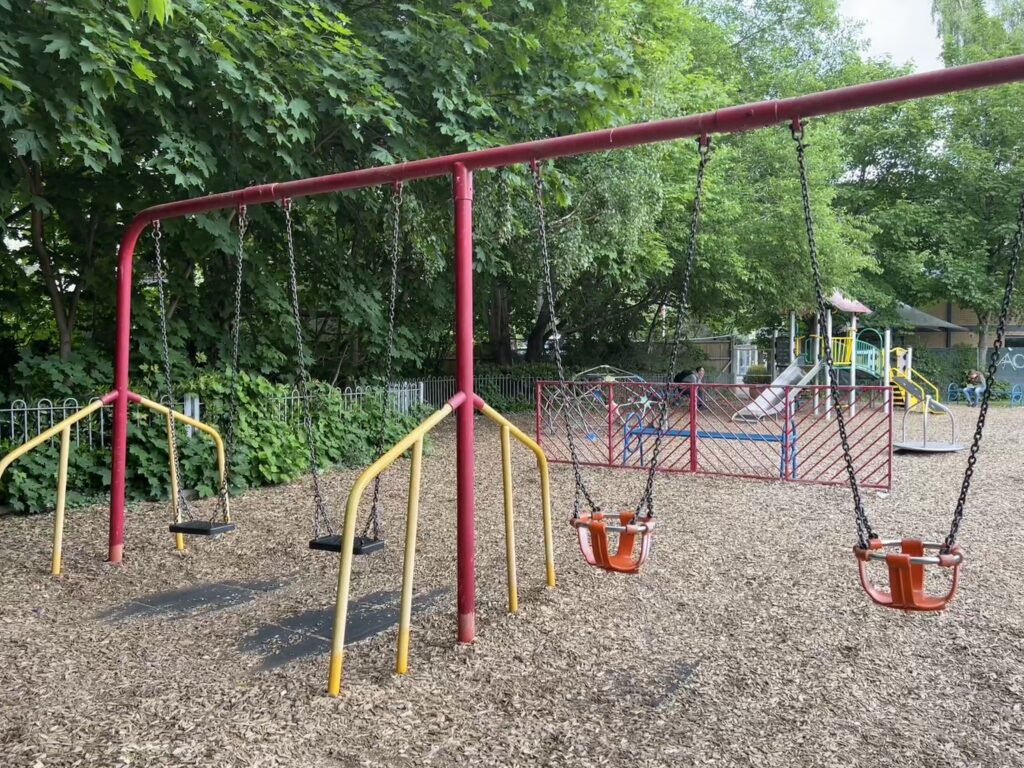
(2, 0), (1023, 400)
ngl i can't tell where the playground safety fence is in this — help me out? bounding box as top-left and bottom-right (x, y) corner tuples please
(535, 381), (893, 490)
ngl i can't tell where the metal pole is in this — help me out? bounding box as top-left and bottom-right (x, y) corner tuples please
(884, 328), (892, 415)
(52, 426), (70, 576)
(109, 221), (147, 563)
(825, 310), (833, 421)
(453, 163), (476, 643)
(789, 311), (797, 364)
(849, 313), (858, 416)
(500, 425), (518, 614)
(396, 437), (424, 675)
(812, 314), (820, 416)
(126, 55), (1024, 227)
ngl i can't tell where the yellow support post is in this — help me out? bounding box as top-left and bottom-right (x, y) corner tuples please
(0, 397), (111, 575)
(328, 402), (457, 697)
(165, 411), (186, 552)
(395, 437), (424, 675)
(475, 400), (556, 589)
(500, 425), (519, 614)
(51, 427), (71, 576)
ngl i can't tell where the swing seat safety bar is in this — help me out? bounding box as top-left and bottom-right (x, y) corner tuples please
(853, 539), (963, 611)
(327, 392), (555, 697)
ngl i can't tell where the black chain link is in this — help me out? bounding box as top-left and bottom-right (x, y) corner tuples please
(944, 188), (1024, 551)
(531, 163), (600, 518)
(365, 184), (404, 542)
(283, 200), (334, 538)
(152, 221), (192, 523)
(637, 137), (711, 518)
(214, 205), (247, 524)
(792, 124), (875, 549)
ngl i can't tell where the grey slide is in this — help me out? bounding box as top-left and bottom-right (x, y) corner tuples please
(732, 361), (819, 422)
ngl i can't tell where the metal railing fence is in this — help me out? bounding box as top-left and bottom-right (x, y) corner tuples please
(1, 382), (426, 449)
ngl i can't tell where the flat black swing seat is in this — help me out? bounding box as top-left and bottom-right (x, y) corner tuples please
(309, 535), (386, 555)
(893, 441), (965, 454)
(169, 520), (237, 537)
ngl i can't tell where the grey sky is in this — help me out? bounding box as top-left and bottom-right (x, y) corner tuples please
(838, 0), (944, 70)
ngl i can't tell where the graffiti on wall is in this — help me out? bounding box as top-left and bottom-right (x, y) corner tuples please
(993, 347), (1024, 384)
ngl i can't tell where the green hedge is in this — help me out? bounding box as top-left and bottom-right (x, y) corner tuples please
(0, 371), (428, 514)
(910, 346), (978, 394)
(742, 363), (771, 384)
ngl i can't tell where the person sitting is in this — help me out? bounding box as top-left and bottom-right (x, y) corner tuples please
(672, 366), (706, 409)
(962, 369), (986, 406)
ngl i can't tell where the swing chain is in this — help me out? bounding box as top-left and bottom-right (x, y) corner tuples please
(213, 205), (248, 523)
(638, 137), (711, 517)
(152, 220), (192, 523)
(365, 183), (404, 542)
(531, 163), (600, 518)
(283, 199), (334, 538)
(792, 123), (875, 549)
(944, 188), (1024, 550)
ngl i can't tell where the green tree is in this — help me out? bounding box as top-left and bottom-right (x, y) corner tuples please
(842, 1), (1024, 356)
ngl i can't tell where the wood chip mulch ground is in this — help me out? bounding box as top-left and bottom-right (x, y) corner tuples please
(1, 405), (1022, 767)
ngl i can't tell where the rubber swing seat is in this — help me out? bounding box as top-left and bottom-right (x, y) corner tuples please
(309, 535), (386, 555)
(169, 520), (236, 537)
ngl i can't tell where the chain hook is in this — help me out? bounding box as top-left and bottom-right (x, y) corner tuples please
(790, 117), (805, 142)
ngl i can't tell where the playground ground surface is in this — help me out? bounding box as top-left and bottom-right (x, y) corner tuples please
(1, 405), (1022, 768)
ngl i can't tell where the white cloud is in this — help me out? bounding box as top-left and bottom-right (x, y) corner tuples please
(839, 0), (944, 71)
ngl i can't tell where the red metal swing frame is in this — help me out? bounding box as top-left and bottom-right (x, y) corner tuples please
(105, 56), (1024, 628)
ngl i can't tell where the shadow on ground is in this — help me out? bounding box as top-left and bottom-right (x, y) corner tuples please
(98, 579), (287, 622)
(242, 587), (450, 669)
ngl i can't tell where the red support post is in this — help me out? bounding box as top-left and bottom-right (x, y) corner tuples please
(453, 163), (476, 643)
(689, 384), (698, 473)
(108, 220), (148, 563)
(607, 383), (614, 466)
(783, 388), (791, 481)
(535, 381), (542, 446)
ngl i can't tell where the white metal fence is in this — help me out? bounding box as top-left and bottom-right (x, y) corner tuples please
(420, 375), (542, 407)
(1, 382), (426, 449)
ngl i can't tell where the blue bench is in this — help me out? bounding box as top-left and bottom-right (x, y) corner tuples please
(621, 413), (798, 479)
(948, 382), (1024, 405)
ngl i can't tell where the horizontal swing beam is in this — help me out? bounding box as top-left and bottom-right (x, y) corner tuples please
(127, 54), (1024, 227)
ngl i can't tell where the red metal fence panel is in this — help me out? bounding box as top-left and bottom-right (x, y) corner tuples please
(535, 381), (892, 491)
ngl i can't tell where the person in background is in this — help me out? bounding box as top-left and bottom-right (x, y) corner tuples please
(673, 366), (706, 410)
(963, 369), (985, 406)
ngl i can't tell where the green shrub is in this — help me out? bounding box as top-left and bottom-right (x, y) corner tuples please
(911, 346), (978, 390)
(0, 437), (108, 513)
(743, 363), (771, 385)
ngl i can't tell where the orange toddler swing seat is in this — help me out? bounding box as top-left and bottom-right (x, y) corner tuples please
(570, 511), (654, 574)
(853, 539), (963, 611)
